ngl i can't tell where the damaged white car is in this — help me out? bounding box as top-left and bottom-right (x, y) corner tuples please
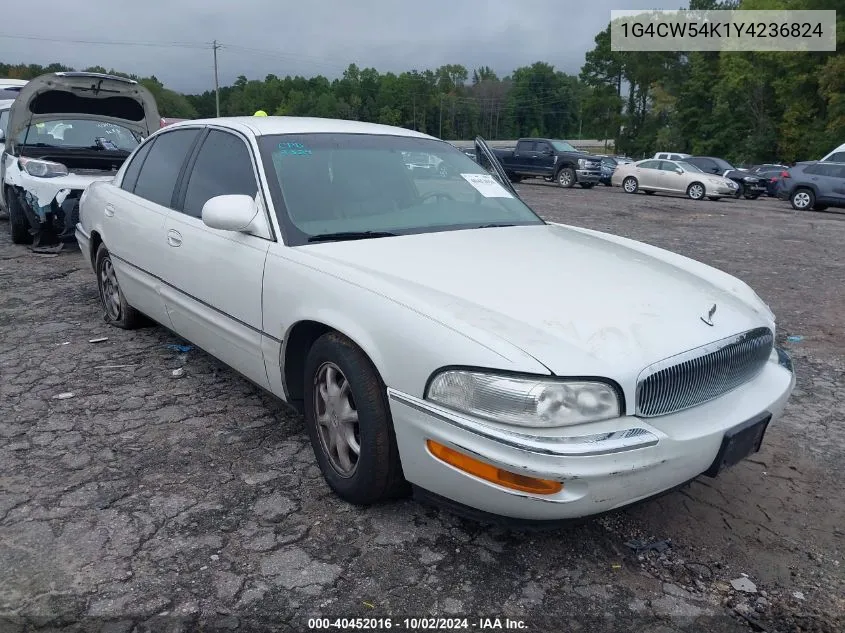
(0, 72), (159, 252)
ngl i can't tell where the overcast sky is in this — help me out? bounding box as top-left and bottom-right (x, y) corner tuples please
(0, 0), (686, 95)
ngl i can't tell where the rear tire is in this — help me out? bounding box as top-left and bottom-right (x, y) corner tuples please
(303, 332), (409, 505)
(95, 244), (144, 329)
(579, 182), (595, 189)
(7, 189), (32, 245)
(790, 188), (814, 211)
(622, 177), (639, 194)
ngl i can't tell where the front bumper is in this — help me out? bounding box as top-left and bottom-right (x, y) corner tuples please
(388, 353), (795, 521)
(575, 170), (601, 184)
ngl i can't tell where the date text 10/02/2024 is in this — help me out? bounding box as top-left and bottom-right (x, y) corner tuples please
(307, 617), (529, 630)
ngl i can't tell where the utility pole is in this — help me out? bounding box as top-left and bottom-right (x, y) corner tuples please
(439, 94), (443, 138)
(212, 40), (221, 118)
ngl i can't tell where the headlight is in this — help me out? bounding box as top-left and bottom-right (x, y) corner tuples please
(742, 176), (756, 182)
(578, 158), (587, 168)
(19, 157), (68, 178)
(426, 370), (621, 428)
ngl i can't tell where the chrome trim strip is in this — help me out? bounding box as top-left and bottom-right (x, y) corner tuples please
(387, 388), (659, 457)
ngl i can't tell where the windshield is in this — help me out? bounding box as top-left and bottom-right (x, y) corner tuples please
(0, 108), (8, 136)
(551, 140), (577, 152)
(16, 119), (141, 152)
(258, 134), (544, 245)
(678, 161), (702, 172)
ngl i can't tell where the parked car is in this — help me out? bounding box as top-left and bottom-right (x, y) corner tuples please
(748, 163), (789, 175)
(749, 167), (790, 197)
(1, 72), (160, 251)
(614, 155), (634, 164)
(0, 78), (27, 92)
(821, 142), (845, 163)
(75, 116), (795, 522)
(777, 161), (845, 211)
(612, 158), (738, 200)
(653, 152), (690, 161)
(401, 151), (448, 178)
(684, 156), (766, 200)
(599, 156), (618, 186)
(492, 138), (602, 188)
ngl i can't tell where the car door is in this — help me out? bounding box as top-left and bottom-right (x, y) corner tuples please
(512, 140), (536, 173)
(474, 136), (521, 199)
(533, 141), (557, 175)
(658, 160), (688, 193)
(102, 127), (203, 327)
(634, 160), (661, 189)
(160, 127), (273, 389)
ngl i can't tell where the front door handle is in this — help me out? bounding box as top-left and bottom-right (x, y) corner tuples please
(104, 204), (115, 217)
(167, 229), (182, 247)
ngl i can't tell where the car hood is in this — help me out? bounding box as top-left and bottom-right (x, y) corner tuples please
(299, 223), (775, 377)
(5, 72), (160, 144)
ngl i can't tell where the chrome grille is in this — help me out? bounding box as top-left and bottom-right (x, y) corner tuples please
(636, 327), (774, 417)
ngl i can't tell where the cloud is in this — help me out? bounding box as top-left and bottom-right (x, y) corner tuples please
(0, 0), (685, 93)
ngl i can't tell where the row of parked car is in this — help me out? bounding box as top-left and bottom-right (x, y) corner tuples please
(594, 149), (845, 212)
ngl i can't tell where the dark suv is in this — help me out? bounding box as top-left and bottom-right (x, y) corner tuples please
(777, 161), (845, 211)
(684, 156), (767, 199)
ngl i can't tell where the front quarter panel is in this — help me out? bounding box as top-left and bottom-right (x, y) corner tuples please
(262, 247), (552, 400)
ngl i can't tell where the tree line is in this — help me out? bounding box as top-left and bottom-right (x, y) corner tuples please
(1, 0), (842, 163)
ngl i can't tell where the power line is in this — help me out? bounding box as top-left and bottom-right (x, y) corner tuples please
(0, 33), (207, 49)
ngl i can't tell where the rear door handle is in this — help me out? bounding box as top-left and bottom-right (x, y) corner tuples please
(104, 204), (115, 217)
(167, 229), (182, 247)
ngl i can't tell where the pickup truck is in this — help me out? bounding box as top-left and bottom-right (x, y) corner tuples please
(492, 138), (603, 188)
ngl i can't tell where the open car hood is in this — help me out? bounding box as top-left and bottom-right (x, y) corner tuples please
(5, 72), (160, 144)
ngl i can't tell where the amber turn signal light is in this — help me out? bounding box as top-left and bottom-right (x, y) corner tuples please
(426, 440), (562, 495)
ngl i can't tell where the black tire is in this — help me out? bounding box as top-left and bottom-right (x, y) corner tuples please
(303, 331), (408, 505)
(622, 176), (639, 194)
(686, 181), (706, 200)
(95, 243), (144, 329)
(7, 188), (32, 245)
(508, 174), (522, 183)
(790, 188), (815, 211)
(744, 194), (760, 200)
(733, 183), (744, 199)
(556, 167), (576, 188)
(579, 182), (595, 189)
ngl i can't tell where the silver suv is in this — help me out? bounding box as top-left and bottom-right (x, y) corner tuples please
(778, 161), (845, 211)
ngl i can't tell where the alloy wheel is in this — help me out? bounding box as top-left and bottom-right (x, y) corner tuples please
(314, 362), (361, 477)
(99, 257), (122, 321)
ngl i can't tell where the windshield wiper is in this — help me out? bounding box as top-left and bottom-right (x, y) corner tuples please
(476, 223), (515, 229)
(308, 231), (398, 243)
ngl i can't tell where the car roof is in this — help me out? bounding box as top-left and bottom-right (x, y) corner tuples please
(164, 116), (438, 140)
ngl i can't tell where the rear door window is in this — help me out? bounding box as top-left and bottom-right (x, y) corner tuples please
(120, 139), (155, 193)
(638, 160), (660, 169)
(516, 140), (536, 153)
(133, 129), (201, 208)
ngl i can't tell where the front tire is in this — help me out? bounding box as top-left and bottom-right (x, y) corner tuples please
(7, 189), (32, 245)
(95, 244), (144, 329)
(622, 176), (639, 194)
(790, 188), (814, 211)
(687, 182), (705, 200)
(556, 167), (576, 188)
(303, 332), (408, 505)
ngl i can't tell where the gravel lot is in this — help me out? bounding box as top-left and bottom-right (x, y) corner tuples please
(1, 183), (843, 633)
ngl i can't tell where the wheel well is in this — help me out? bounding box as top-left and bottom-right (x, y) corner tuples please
(283, 320), (334, 409)
(90, 230), (103, 267)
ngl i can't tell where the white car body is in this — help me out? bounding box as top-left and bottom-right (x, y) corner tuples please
(1, 72), (159, 237)
(613, 158), (739, 199)
(821, 141), (845, 163)
(76, 116), (795, 522)
(653, 152), (690, 161)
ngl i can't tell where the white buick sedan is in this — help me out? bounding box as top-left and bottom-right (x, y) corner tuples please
(76, 117), (795, 523)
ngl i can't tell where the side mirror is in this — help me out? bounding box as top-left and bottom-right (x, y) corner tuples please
(675, 168), (684, 174)
(201, 194), (258, 232)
